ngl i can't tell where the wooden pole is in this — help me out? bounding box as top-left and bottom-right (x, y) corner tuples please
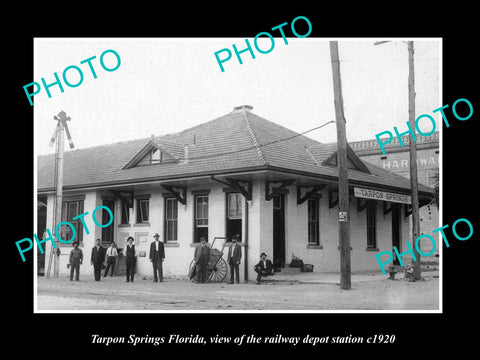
(330, 41), (351, 290)
(53, 116), (65, 278)
(244, 198), (249, 283)
(407, 41), (422, 280)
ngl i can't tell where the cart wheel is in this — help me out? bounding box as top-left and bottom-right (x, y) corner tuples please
(208, 258), (228, 282)
(188, 260), (196, 281)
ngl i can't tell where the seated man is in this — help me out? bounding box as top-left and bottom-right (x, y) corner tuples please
(253, 252), (273, 285)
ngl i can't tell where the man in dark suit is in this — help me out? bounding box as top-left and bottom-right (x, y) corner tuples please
(125, 236), (136, 282)
(69, 241), (83, 281)
(227, 234), (242, 284)
(149, 233), (165, 282)
(194, 236), (210, 283)
(90, 238), (105, 281)
(254, 252), (273, 285)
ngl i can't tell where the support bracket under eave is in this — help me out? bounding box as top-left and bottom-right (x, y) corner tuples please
(210, 176), (253, 201)
(161, 185), (187, 205)
(383, 201), (392, 215)
(329, 187), (355, 208)
(383, 202), (402, 215)
(404, 204), (412, 218)
(329, 188), (338, 208)
(357, 198), (377, 212)
(297, 184), (325, 205)
(110, 190), (134, 208)
(225, 177), (253, 201)
(265, 179), (296, 201)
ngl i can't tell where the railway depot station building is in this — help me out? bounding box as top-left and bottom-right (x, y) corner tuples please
(37, 105), (434, 280)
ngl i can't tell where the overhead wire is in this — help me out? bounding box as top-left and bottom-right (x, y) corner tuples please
(184, 120), (336, 161)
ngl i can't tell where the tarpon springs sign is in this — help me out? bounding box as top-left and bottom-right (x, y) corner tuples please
(354, 187), (411, 204)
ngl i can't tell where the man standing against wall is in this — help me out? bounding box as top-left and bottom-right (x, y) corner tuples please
(149, 233), (165, 282)
(90, 238), (105, 281)
(194, 236), (210, 283)
(69, 241), (83, 281)
(228, 234), (242, 284)
(103, 241), (118, 277)
(125, 236), (137, 283)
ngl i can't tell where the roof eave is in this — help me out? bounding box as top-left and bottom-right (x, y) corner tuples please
(37, 164), (434, 199)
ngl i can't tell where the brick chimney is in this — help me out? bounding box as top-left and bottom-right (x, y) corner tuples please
(233, 105), (253, 111)
(183, 144), (189, 164)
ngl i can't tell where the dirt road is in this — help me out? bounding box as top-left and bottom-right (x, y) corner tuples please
(36, 275), (439, 311)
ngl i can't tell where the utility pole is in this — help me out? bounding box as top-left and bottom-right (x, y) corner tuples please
(407, 41), (422, 280)
(374, 40), (421, 280)
(53, 118), (65, 277)
(46, 110), (74, 278)
(330, 41), (351, 290)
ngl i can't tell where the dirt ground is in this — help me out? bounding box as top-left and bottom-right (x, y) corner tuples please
(36, 274), (440, 311)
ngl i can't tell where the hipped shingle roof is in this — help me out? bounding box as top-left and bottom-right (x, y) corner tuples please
(37, 107), (433, 197)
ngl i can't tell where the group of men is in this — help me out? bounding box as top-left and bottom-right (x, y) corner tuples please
(192, 234), (245, 284)
(69, 236), (138, 282)
(70, 233), (165, 283)
(68, 233), (273, 285)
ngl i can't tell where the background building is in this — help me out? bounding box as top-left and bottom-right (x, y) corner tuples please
(350, 132), (439, 264)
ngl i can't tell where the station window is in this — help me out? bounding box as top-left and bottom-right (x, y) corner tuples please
(227, 193), (242, 219)
(226, 193), (242, 241)
(136, 198), (150, 223)
(60, 200), (84, 244)
(194, 195), (209, 242)
(101, 199), (115, 246)
(366, 205), (377, 249)
(164, 198), (178, 242)
(120, 199), (130, 224)
(307, 198), (320, 245)
(137, 148), (162, 166)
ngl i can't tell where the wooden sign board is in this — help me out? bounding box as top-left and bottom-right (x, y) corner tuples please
(354, 187), (411, 204)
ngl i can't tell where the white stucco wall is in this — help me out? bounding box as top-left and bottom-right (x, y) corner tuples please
(281, 186), (411, 274)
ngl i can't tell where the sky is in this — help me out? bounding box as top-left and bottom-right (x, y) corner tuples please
(33, 38), (440, 156)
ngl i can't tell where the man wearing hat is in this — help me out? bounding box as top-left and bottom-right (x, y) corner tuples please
(149, 233), (165, 282)
(90, 238), (105, 281)
(69, 241), (83, 281)
(254, 252), (273, 285)
(227, 234), (242, 284)
(194, 236), (210, 283)
(125, 236), (137, 282)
